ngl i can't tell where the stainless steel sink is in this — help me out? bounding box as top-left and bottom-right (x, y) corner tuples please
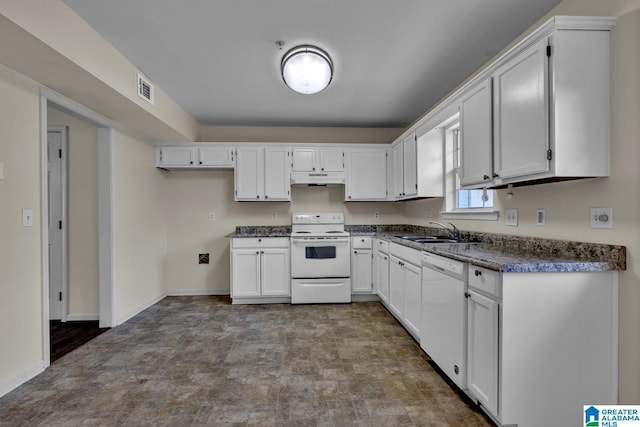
(394, 235), (460, 244)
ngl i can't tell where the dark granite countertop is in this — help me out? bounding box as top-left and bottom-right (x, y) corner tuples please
(226, 224), (626, 272)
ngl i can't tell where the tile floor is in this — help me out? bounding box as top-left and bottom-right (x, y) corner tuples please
(0, 296), (494, 426)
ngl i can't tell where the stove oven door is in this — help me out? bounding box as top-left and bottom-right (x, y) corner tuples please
(290, 237), (351, 278)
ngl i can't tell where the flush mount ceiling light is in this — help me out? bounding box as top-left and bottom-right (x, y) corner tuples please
(280, 44), (333, 94)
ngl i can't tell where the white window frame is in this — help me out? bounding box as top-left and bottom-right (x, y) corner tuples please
(441, 120), (499, 221)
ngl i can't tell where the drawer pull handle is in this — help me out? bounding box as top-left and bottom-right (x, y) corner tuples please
(474, 270), (482, 277)
(464, 292), (471, 298)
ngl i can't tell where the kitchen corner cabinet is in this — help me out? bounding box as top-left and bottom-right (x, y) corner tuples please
(351, 237), (373, 293)
(292, 147), (344, 172)
(234, 146), (291, 201)
(230, 238), (290, 303)
(345, 148), (388, 201)
(465, 266), (618, 426)
(391, 130), (444, 200)
(156, 145), (235, 169)
(460, 18), (614, 189)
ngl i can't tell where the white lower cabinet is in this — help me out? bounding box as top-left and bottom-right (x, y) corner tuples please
(351, 237), (373, 293)
(386, 243), (422, 340)
(374, 241), (390, 304)
(230, 238), (290, 303)
(464, 266), (618, 427)
(467, 288), (499, 417)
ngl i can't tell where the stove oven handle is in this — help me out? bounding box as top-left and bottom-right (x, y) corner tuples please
(291, 237), (350, 244)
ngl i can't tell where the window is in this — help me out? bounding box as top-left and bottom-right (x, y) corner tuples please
(441, 119), (498, 220)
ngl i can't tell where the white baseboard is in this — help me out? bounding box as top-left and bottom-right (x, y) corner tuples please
(0, 361), (44, 398)
(167, 290), (230, 296)
(116, 292), (167, 326)
(66, 314), (99, 321)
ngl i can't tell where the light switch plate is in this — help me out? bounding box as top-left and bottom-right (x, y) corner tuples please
(22, 208), (33, 227)
(591, 207), (613, 229)
(0, 161), (4, 180)
(505, 208), (518, 226)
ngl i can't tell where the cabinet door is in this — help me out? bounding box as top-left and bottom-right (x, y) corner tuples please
(235, 147), (263, 200)
(392, 143), (404, 199)
(159, 146), (196, 167)
(402, 134), (418, 197)
(388, 256), (404, 318)
(351, 249), (373, 293)
(460, 79), (494, 187)
(376, 251), (390, 303)
(231, 250), (261, 297)
(402, 261), (421, 337)
(292, 148), (316, 172)
(346, 149), (387, 200)
(493, 38), (549, 180)
(263, 147), (291, 201)
(319, 148), (344, 172)
(467, 290), (499, 417)
(198, 146), (235, 167)
(260, 248), (290, 296)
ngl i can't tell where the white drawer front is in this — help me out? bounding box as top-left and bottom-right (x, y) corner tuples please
(232, 237), (289, 249)
(468, 266), (500, 298)
(352, 236), (373, 249)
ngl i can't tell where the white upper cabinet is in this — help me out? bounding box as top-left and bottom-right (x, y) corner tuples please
(493, 38), (549, 181)
(391, 130), (444, 200)
(457, 17), (615, 189)
(235, 146), (291, 201)
(157, 145), (196, 167)
(345, 148), (387, 201)
(157, 145), (235, 169)
(402, 135), (418, 198)
(198, 146), (235, 167)
(459, 79), (493, 187)
(292, 147), (344, 172)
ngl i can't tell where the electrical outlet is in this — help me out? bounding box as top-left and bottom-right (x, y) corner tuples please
(591, 207), (613, 229)
(373, 211), (380, 220)
(536, 208), (546, 226)
(426, 210), (432, 220)
(271, 212), (278, 219)
(208, 212), (215, 222)
(505, 208), (518, 226)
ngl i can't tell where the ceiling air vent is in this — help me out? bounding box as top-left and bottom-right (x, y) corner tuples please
(136, 72), (155, 105)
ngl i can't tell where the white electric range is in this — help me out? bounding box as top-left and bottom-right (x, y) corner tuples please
(290, 212), (351, 304)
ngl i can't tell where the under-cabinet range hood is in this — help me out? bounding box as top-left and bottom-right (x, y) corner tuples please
(290, 171), (345, 186)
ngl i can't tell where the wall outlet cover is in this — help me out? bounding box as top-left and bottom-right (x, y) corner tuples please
(505, 208), (518, 226)
(536, 208), (546, 226)
(373, 211), (380, 220)
(208, 212), (216, 222)
(591, 207), (613, 229)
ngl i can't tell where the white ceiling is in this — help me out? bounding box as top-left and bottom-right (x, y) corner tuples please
(62, 0), (561, 128)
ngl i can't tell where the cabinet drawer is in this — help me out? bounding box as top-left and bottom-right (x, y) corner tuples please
(352, 236), (373, 249)
(232, 237), (289, 249)
(375, 238), (390, 253)
(468, 266), (500, 298)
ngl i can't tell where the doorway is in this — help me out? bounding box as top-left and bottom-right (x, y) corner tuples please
(40, 88), (116, 368)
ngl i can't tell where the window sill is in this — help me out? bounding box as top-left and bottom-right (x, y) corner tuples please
(440, 209), (500, 221)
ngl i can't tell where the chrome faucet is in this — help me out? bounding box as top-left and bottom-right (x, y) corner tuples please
(428, 220), (460, 241)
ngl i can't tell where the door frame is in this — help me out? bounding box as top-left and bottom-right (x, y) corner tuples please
(40, 87), (116, 368)
(47, 125), (69, 322)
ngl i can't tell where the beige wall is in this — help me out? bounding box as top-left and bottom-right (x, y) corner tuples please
(165, 170), (405, 293)
(405, 2), (640, 403)
(113, 130), (167, 323)
(47, 107), (99, 318)
(0, 64), (43, 388)
(199, 126), (403, 144)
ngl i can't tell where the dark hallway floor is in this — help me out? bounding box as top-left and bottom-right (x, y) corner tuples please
(50, 320), (109, 363)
